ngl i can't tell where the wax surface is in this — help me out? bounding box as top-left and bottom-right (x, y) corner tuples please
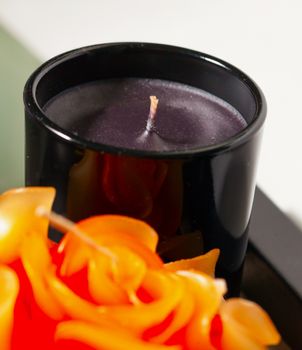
(44, 78), (247, 152)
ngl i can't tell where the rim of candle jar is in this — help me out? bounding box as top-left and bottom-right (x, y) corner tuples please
(24, 42), (266, 159)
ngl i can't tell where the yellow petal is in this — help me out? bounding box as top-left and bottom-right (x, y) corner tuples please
(21, 232), (64, 320)
(88, 254), (129, 305)
(0, 187), (55, 263)
(85, 215), (159, 251)
(110, 245), (147, 293)
(176, 270), (225, 316)
(220, 318), (266, 350)
(185, 314), (216, 350)
(97, 271), (184, 333)
(220, 298), (281, 346)
(55, 320), (181, 350)
(164, 249), (220, 277)
(0, 265), (19, 350)
(59, 235), (90, 276)
(176, 271), (225, 350)
(46, 272), (126, 330)
(150, 281), (195, 343)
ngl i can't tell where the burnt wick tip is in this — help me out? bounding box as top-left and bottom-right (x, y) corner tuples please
(146, 96), (159, 132)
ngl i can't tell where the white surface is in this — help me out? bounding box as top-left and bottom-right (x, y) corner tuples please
(1, 0), (302, 227)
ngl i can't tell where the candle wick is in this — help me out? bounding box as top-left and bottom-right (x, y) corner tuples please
(146, 95), (159, 132)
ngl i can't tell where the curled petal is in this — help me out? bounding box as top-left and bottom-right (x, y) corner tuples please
(0, 187), (55, 263)
(0, 265), (19, 350)
(59, 235), (90, 277)
(176, 271), (225, 316)
(20, 232), (64, 320)
(150, 283), (195, 343)
(220, 319), (266, 350)
(164, 249), (220, 277)
(220, 298), (281, 348)
(46, 273), (122, 330)
(79, 215), (159, 252)
(55, 320), (181, 350)
(97, 271), (184, 333)
(88, 254), (129, 305)
(109, 246), (147, 294)
(176, 271), (226, 350)
(185, 315), (217, 350)
(59, 215), (162, 276)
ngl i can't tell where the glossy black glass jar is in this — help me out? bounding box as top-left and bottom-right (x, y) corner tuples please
(24, 43), (266, 296)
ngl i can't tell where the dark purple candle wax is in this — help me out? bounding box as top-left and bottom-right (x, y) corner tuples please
(44, 78), (247, 152)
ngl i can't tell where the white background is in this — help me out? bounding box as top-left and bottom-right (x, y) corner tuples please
(1, 0), (301, 228)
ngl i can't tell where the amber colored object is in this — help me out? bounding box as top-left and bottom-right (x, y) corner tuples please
(0, 187), (280, 350)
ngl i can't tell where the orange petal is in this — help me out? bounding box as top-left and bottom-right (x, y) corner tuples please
(59, 235), (90, 276)
(220, 298), (281, 347)
(46, 272), (128, 331)
(0, 187), (55, 263)
(177, 271), (225, 316)
(55, 320), (181, 350)
(88, 254), (129, 305)
(176, 271), (226, 350)
(185, 315), (216, 350)
(20, 232), (64, 320)
(83, 215), (159, 252)
(150, 282), (195, 343)
(164, 249), (220, 277)
(0, 265), (19, 350)
(59, 215), (162, 273)
(110, 246), (147, 293)
(97, 271), (184, 333)
(220, 318), (266, 350)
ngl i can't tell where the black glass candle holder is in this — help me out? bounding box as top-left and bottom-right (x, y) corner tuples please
(24, 43), (266, 296)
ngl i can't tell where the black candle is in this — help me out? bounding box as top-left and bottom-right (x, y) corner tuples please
(24, 43), (266, 296)
(44, 78), (247, 152)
